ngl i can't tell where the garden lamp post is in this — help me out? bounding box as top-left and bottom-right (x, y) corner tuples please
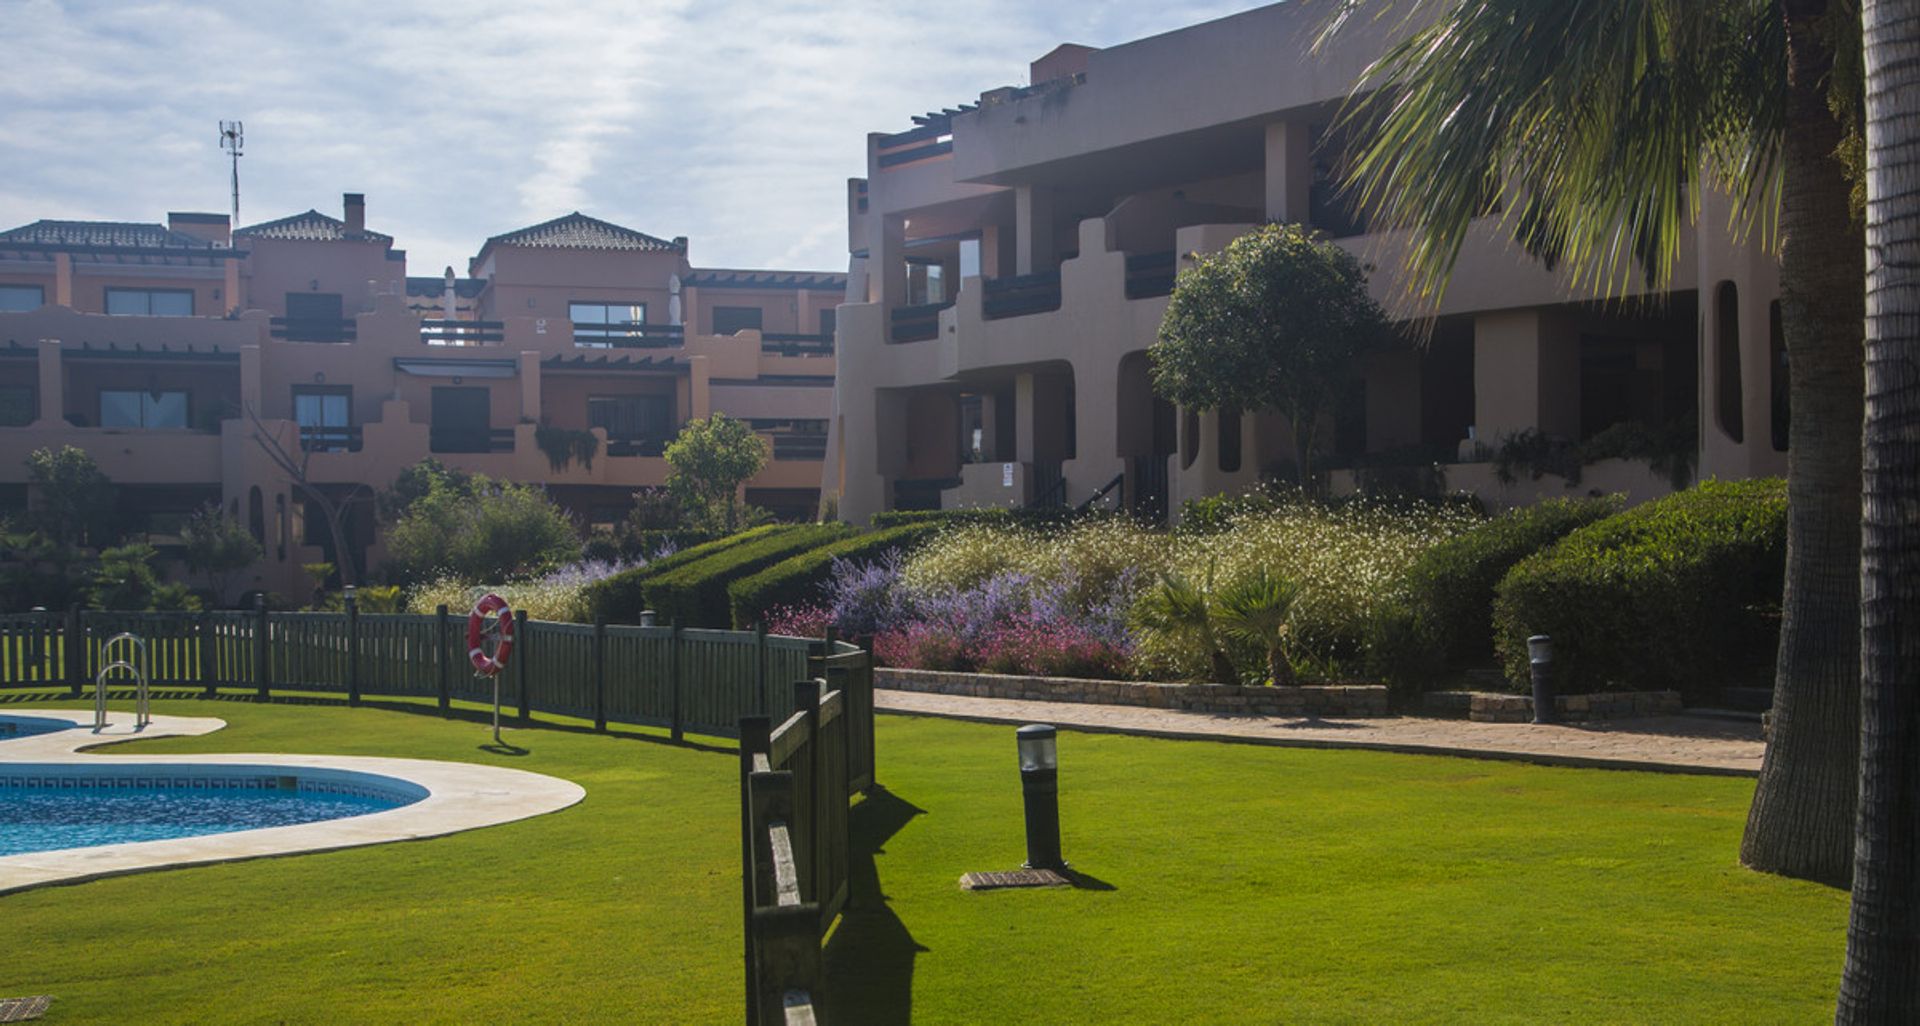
(1529, 634), (1556, 725)
(1017, 724), (1064, 870)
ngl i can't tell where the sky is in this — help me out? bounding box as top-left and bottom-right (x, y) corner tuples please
(0, 0), (1264, 277)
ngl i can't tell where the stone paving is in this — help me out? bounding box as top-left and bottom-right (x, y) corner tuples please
(876, 689), (1765, 776)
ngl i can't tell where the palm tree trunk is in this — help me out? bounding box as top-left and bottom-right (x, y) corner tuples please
(1268, 645), (1296, 686)
(1837, 1), (1920, 1016)
(1741, 0), (1866, 888)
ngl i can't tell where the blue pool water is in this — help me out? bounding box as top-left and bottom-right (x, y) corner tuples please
(0, 715), (77, 740)
(0, 786), (409, 855)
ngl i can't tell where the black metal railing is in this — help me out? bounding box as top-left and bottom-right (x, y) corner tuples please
(574, 323), (685, 348)
(605, 436), (669, 458)
(298, 425), (363, 453)
(1131, 454), (1170, 525)
(982, 270), (1063, 320)
(1077, 472), (1125, 513)
(1028, 463), (1065, 509)
(760, 333), (835, 357)
(270, 317), (356, 343)
(1125, 251), (1178, 299)
(420, 319), (505, 346)
(428, 426), (514, 455)
(772, 437), (828, 462)
(888, 302), (950, 343)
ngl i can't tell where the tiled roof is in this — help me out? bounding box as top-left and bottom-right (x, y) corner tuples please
(483, 212), (683, 253)
(0, 219), (217, 250)
(405, 276), (488, 298)
(684, 268), (849, 291)
(235, 210), (393, 242)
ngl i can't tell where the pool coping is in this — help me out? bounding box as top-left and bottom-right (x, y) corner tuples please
(0, 709), (586, 896)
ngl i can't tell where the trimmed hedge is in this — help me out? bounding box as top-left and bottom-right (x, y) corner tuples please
(1366, 496), (1621, 695)
(1492, 478), (1786, 701)
(727, 523), (941, 628)
(645, 523), (856, 627)
(584, 525), (799, 623)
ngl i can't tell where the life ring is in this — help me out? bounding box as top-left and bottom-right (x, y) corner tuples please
(467, 593), (515, 676)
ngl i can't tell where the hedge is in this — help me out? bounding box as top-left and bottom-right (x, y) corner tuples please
(644, 523), (856, 628)
(869, 507), (1088, 530)
(727, 523), (942, 628)
(584, 524), (799, 623)
(1491, 478), (1786, 701)
(1366, 496), (1621, 695)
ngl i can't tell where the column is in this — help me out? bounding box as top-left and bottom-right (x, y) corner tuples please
(53, 252), (73, 308)
(871, 215), (906, 307)
(223, 258), (243, 315)
(1264, 120), (1312, 224)
(689, 355), (711, 420)
(1015, 186), (1055, 276)
(239, 344), (263, 416)
(1014, 371), (1036, 462)
(34, 339), (63, 427)
(518, 350), (542, 422)
(1471, 310), (1578, 442)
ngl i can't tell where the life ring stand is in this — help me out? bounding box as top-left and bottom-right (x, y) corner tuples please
(467, 593), (515, 676)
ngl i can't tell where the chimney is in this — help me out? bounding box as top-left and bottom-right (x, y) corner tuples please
(168, 212), (231, 247)
(343, 193), (366, 238)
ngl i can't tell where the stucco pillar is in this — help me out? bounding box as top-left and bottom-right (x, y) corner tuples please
(239, 344), (263, 417)
(1015, 186), (1055, 275)
(1264, 120), (1313, 223)
(34, 339), (63, 427)
(52, 253), (73, 308)
(224, 258), (242, 314)
(518, 350), (542, 422)
(872, 216), (906, 307)
(1471, 310), (1579, 442)
(689, 355), (711, 420)
(979, 225), (1004, 279)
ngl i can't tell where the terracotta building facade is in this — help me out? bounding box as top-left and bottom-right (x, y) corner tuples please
(0, 197), (841, 600)
(822, 3), (1786, 523)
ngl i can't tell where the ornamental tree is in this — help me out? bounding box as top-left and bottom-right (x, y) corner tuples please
(665, 414), (768, 533)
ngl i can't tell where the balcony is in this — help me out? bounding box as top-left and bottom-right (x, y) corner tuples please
(573, 323), (685, 348)
(889, 302), (951, 344)
(270, 317), (357, 343)
(760, 333), (835, 357)
(1124, 251), (1177, 299)
(428, 426), (515, 455)
(771, 435), (828, 462)
(604, 436), (669, 458)
(421, 319), (505, 347)
(297, 424), (364, 453)
(982, 270), (1062, 320)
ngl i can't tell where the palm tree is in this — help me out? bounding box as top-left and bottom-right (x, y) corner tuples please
(1132, 572), (1240, 685)
(1212, 568), (1303, 685)
(1328, 0), (1865, 887)
(1837, 0), (1920, 1016)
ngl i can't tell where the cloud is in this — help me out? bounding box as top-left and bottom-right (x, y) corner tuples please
(0, 0), (1268, 274)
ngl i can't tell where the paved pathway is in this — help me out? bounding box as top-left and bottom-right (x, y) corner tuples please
(876, 690), (1765, 776)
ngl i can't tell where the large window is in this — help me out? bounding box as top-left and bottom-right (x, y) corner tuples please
(818, 308), (837, 339)
(0, 385), (34, 426)
(0, 284), (44, 312)
(293, 386), (352, 451)
(100, 389), (189, 428)
(570, 301), (647, 346)
(711, 305), (764, 335)
(906, 259), (946, 306)
(106, 288), (193, 316)
(588, 394), (673, 442)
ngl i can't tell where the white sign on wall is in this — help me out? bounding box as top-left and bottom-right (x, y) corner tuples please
(1002, 462), (1015, 488)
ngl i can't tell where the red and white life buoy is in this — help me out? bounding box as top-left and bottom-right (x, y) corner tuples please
(467, 593), (515, 676)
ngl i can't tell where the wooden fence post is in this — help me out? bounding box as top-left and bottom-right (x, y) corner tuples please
(792, 677), (822, 902)
(739, 715), (772, 1026)
(515, 609), (531, 723)
(670, 619), (684, 742)
(65, 604), (83, 697)
(199, 611), (216, 698)
(254, 595), (270, 701)
(345, 589), (360, 706)
(436, 604), (451, 715)
(593, 617), (607, 732)
(755, 620), (769, 718)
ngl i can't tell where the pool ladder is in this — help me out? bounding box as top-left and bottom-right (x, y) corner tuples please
(95, 632), (151, 732)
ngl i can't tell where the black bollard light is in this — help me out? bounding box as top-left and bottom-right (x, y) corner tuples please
(638, 609), (657, 627)
(1017, 724), (1065, 871)
(1529, 634), (1557, 725)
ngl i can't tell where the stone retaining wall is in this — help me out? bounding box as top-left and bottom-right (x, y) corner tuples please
(1424, 690), (1684, 723)
(876, 667), (1390, 718)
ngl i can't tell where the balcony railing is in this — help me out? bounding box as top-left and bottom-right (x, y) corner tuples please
(982, 270), (1062, 320)
(421, 319), (505, 346)
(1124, 251), (1178, 300)
(298, 425), (363, 453)
(889, 302), (951, 343)
(270, 317), (356, 343)
(772, 436), (828, 461)
(573, 323), (685, 348)
(604, 436), (669, 458)
(760, 332), (834, 357)
(428, 427), (515, 455)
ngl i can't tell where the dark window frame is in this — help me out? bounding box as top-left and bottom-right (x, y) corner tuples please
(0, 283), (45, 312)
(711, 305), (765, 336)
(292, 385), (354, 452)
(105, 287), (195, 317)
(99, 387), (191, 429)
(0, 384), (35, 426)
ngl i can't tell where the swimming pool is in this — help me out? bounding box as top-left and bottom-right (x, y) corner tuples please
(0, 764), (427, 856)
(0, 714), (79, 740)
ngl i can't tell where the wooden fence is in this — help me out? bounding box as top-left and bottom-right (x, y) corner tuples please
(0, 607), (871, 758)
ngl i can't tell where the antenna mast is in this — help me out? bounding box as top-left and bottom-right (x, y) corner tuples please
(219, 120), (244, 225)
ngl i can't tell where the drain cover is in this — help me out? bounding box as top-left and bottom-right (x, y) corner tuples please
(959, 869), (1069, 890)
(0, 996), (50, 1022)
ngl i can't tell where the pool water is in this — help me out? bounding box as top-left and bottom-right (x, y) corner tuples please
(0, 785), (411, 856)
(0, 716), (77, 740)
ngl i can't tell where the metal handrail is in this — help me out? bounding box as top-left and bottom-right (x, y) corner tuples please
(95, 632), (150, 731)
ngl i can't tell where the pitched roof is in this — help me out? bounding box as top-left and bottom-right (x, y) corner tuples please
(235, 209), (393, 243)
(683, 268), (849, 291)
(481, 212), (683, 254)
(0, 219), (217, 250)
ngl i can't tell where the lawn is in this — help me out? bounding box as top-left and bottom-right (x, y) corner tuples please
(1, 696), (1847, 1024)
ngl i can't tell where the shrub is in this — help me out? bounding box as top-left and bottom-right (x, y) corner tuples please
(382, 465), (578, 583)
(644, 524), (855, 627)
(90, 543), (199, 611)
(1366, 496), (1622, 695)
(411, 557), (643, 623)
(869, 507), (1088, 531)
(726, 524), (940, 628)
(1491, 479), (1786, 700)
(583, 525), (798, 623)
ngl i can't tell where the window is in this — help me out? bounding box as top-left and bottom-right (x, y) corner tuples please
(570, 301), (646, 346)
(906, 259), (947, 306)
(0, 385), (33, 427)
(293, 386), (352, 451)
(588, 394), (673, 440)
(106, 288), (193, 316)
(286, 292), (344, 321)
(818, 308), (837, 339)
(711, 306), (764, 335)
(1715, 281), (1744, 443)
(0, 284), (44, 312)
(100, 389), (189, 428)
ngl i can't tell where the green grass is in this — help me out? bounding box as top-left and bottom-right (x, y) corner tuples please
(0, 698), (1846, 1024)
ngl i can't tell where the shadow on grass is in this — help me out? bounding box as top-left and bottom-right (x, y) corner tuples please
(478, 742), (530, 757)
(1061, 868), (1117, 891)
(826, 786), (928, 1024)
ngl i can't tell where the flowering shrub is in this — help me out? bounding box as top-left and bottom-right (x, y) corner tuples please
(408, 557), (643, 623)
(763, 603), (834, 639)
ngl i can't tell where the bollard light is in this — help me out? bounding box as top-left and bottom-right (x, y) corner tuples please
(1528, 634), (1557, 725)
(1016, 724), (1065, 870)
(639, 609), (657, 627)
(342, 584), (356, 606)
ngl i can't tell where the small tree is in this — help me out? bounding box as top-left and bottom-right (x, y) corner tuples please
(25, 446), (117, 548)
(1212, 568), (1302, 685)
(181, 504), (262, 606)
(381, 461), (578, 583)
(90, 543), (198, 612)
(1150, 223), (1393, 487)
(665, 414), (768, 533)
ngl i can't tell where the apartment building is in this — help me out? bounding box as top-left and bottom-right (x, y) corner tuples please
(823, 3), (1787, 523)
(0, 195), (841, 599)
